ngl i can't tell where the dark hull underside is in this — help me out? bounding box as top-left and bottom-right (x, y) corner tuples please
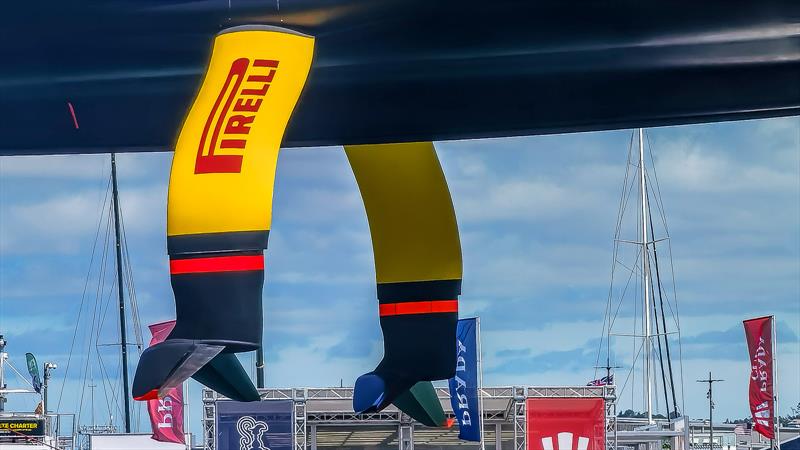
(1, 0), (798, 155)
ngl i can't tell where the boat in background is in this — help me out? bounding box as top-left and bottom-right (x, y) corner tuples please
(595, 128), (689, 449)
(0, 335), (76, 449)
(1, 154), (191, 450)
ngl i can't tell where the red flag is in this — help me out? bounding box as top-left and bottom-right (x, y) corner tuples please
(743, 316), (775, 439)
(146, 320), (185, 444)
(527, 398), (605, 450)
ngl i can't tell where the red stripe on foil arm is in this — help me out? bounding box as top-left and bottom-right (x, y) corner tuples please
(379, 300), (458, 317)
(134, 389), (159, 401)
(170, 255), (264, 274)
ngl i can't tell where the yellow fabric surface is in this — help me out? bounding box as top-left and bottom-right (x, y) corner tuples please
(168, 27), (314, 237)
(345, 142), (462, 284)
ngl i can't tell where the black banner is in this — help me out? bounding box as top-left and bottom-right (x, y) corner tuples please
(0, 418), (45, 437)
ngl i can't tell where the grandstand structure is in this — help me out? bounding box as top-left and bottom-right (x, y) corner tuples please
(202, 385), (618, 450)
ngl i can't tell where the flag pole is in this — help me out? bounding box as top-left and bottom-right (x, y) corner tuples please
(184, 381), (189, 447)
(771, 315), (780, 450)
(476, 317), (486, 450)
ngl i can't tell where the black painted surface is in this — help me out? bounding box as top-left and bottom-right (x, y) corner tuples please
(377, 279), (462, 303)
(367, 311), (459, 410)
(167, 230), (270, 255)
(170, 269), (264, 351)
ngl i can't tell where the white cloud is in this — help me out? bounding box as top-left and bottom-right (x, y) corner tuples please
(274, 187), (363, 224)
(114, 184), (167, 235)
(276, 146), (354, 185)
(483, 320), (603, 358)
(0, 152), (171, 180)
(265, 339), (376, 388)
(0, 154), (110, 179)
(0, 191), (107, 254)
(0, 184), (165, 255)
(656, 145), (798, 193)
(456, 179), (604, 223)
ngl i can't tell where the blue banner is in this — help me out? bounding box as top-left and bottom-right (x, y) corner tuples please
(216, 399), (293, 450)
(448, 318), (482, 442)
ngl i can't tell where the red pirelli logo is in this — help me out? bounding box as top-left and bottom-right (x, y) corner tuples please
(195, 58), (279, 174)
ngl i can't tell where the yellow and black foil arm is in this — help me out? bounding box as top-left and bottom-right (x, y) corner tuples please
(345, 142), (463, 426)
(132, 26), (314, 402)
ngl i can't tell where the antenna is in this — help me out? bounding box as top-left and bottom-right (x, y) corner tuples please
(89, 380), (97, 428)
(0, 335), (6, 412)
(594, 358), (622, 384)
(697, 371), (724, 450)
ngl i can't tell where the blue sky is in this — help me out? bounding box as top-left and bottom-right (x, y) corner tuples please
(0, 117), (798, 436)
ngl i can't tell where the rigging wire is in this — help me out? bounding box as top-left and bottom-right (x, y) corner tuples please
(57, 172), (112, 412)
(647, 246), (671, 417)
(608, 251), (642, 333)
(95, 338), (116, 424)
(60, 156), (147, 432)
(95, 203), (114, 426)
(638, 143), (673, 418)
(95, 199), (116, 426)
(4, 360), (34, 389)
(646, 131), (686, 415)
(595, 131), (635, 377)
(644, 163), (681, 325)
(643, 138), (682, 334)
(116, 175), (145, 431)
(97, 273), (123, 426)
(646, 132), (674, 237)
(617, 336), (645, 408)
(666, 221), (687, 415)
(634, 186), (641, 412)
(600, 129), (686, 417)
(119, 205), (144, 352)
(77, 196), (113, 428)
(650, 211), (679, 416)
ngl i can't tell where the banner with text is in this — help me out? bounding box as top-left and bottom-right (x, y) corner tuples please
(216, 399), (293, 450)
(147, 320), (185, 444)
(0, 418), (45, 437)
(743, 316), (775, 439)
(448, 318), (481, 442)
(527, 398), (605, 450)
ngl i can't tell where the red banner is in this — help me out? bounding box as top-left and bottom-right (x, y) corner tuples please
(743, 316), (775, 439)
(527, 398), (605, 450)
(146, 321), (185, 444)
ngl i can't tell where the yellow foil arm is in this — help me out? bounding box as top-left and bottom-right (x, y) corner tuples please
(168, 26), (314, 240)
(345, 142), (463, 284)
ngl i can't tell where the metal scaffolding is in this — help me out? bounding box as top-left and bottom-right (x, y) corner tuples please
(293, 389), (307, 450)
(399, 414), (414, 450)
(513, 387), (527, 450)
(202, 388), (217, 450)
(605, 385), (618, 450)
(201, 385), (617, 450)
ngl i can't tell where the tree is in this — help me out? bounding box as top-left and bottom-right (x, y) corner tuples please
(618, 410), (666, 419)
(778, 402), (800, 427)
(727, 402), (800, 427)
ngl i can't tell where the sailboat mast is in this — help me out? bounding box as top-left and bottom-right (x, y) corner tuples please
(638, 128), (654, 424)
(0, 336), (6, 412)
(111, 153), (132, 433)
